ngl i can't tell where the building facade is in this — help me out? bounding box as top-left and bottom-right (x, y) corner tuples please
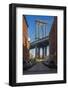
(49, 17), (57, 65)
(23, 15), (29, 61)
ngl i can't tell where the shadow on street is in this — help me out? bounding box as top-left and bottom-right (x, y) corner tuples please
(23, 61), (57, 75)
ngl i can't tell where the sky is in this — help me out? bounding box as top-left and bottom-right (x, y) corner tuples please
(25, 15), (55, 42)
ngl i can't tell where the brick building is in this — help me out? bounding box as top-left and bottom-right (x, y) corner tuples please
(23, 15), (29, 61)
(49, 17), (57, 66)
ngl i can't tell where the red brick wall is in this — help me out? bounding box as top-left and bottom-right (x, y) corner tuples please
(23, 16), (29, 61)
(49, 17), (57, 65)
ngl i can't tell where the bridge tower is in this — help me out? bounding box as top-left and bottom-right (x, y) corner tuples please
(35, 20), (48, 60)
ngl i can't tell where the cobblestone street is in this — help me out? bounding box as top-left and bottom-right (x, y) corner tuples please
(23, 62), (57, 75)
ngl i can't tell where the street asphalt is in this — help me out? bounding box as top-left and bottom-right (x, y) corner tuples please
(23, 62), (57, 75)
